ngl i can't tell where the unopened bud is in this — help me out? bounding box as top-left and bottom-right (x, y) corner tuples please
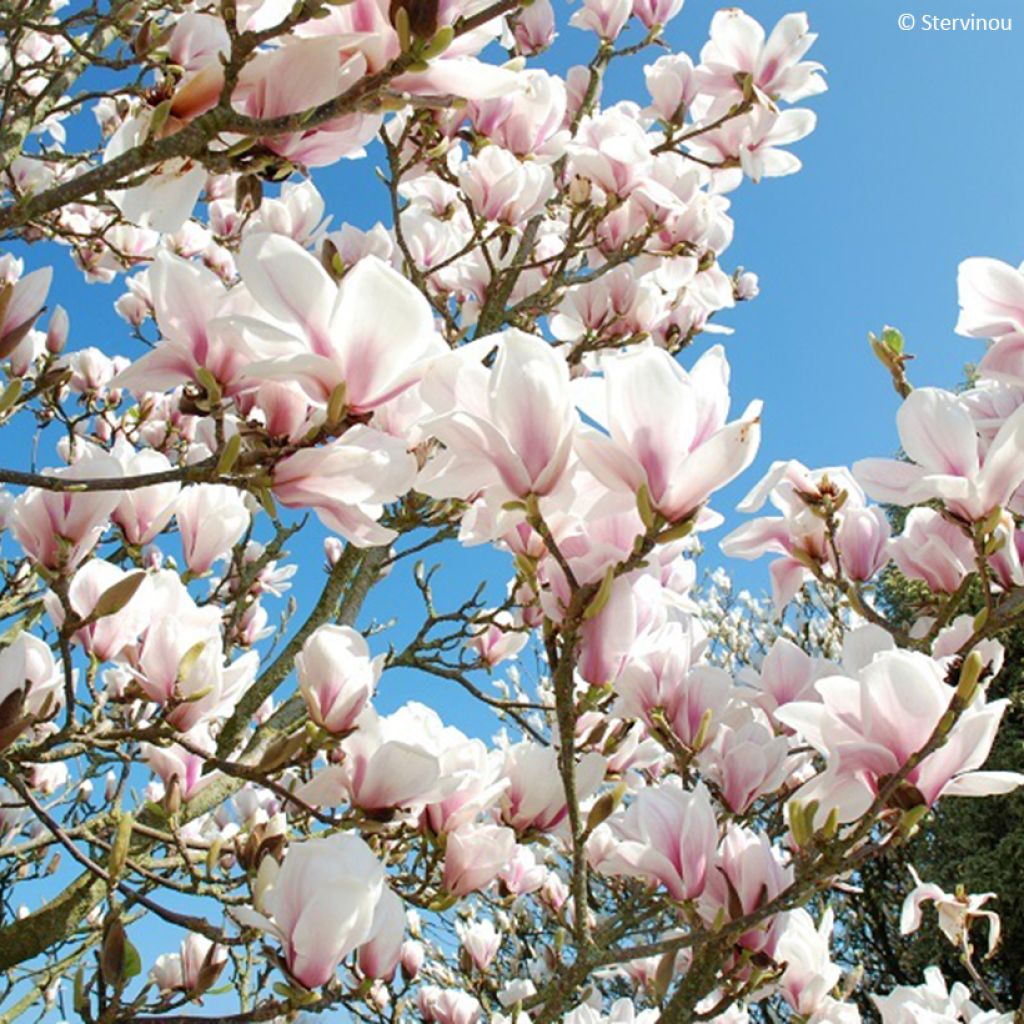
(46, 306), (69, 354)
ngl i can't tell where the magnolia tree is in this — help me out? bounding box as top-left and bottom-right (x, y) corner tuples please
(1, 0), (1023, 1022)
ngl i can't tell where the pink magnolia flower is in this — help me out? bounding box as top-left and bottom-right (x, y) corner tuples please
(251, 381), (316, 441)
(900, 866), (1000, 957)
(889, 508), (974, 593)
(854, 387), (1024, 521)
(468, 70), (568, 158)
(272, 425), (417, 547)
(467, 611), (528, 668)
(113, 253), (250, 395)
(11, 450), (123, 571)
(235, 235), (445, 409)
(631, 0), (684, 31)
(179, 932), (228, 997)
(233, 39), (380, 168)
(141, 726), (216, 801)
(0, 633), (63, 719)
(700, 826), (794, 955)
(304, 704), (448, 813)
(775, 909), (841, 1017)
(46, 560), (151, 661)
(500, 741), (606, 833)
(566, 105), (658, 200)
(956, 257), (1024, 383)
(110, 442), (181, 546)
(721, 460), (884, 610)
(167, 13), (229, 121)
(418, 330), (575, 505)
(421, 733), (508, 835)
(236, 832), (385, 989)
(645, 53), (699, 124)
(614, 621), (733, 749)
(686, 107), (817, 191)
(458, 147), (555, 224)
(575, 346), (761, 525)
(458, 920), (501, 971)
(0, 266), (52, 356)
(358, 888), (405, 980)
(739, 636), (829, 719)
(428, 989), (482, 1024)
(498, 844), (548, 895)
(175, 484), (250, 575)
(104, 114), (206, 233)
(296, 624), (381, 734)
(777, 649), (1024, 823)
(592, 781), (717, 900)
(513, 0), (556, 54)
(702, 713), (791, 814)
(569, 0), (632, 40)
(443, 822), (516, 896)
(697, 10), (826, 114)
(873, 967), (984, 1024)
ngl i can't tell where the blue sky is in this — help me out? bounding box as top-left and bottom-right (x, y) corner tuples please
(6, 2), (1024, 1012)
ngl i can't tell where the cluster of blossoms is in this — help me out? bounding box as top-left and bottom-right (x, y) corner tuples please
(0, 0), (1021, 1023)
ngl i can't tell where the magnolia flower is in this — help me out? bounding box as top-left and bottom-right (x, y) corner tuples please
(112, 253), (246, 394)
(296, 624), (381, 734)
(873, 967), (997, 1024)
(232, 38), (380, 167)
(854, 388), (1024, 521)
(302, 704), (446, 812)
(458, 919), (501, 971)
(687, 107), (817, 190)
(569, 0), (632, 40)
(443, 822), (516, 896)
(775, 909), (841, 1016)
(0, 266), (52, 357)
(700, 826), (794, 956)
(235, 236), (445, 409)
(175, 484), (250, 575)
(592, 782), (717, 900)
(11, 450), (123, 571)
(141, 725), (217, 801)
(104, 114), (206, 233)
(722, 460), (886, 610)
(468, 69), (568, 158)
(739, 636), (829, 719)
(418, 330), (576, 507)
(513, 0), (556, 54)
(0, 633), (63, 720)
(466, 611), (528, 667)
(179, 933), (227, 998)
(697, 10), (826, 114)
(421, 734), (509, 835)
(358, 888), (405, 980)
(956, 257), (1024, 385)
(777, 650), (1024, 823)
(632, 0), (684, 31)
(614, 620), (733, 749)
(575, 346), (761, 525)
(46, 559), (150, 661)
(889, 508), (975, 593)
(459, 147), (555, 224)
(500, 741), (606, 833)
(702, 713), (791, 814)
(645, 53), (699, 124)
(273, 425), (417, 547)
(110, 442), (181, 546)
(900, 867), (1001, 957)
(235, 832), (385, 989)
